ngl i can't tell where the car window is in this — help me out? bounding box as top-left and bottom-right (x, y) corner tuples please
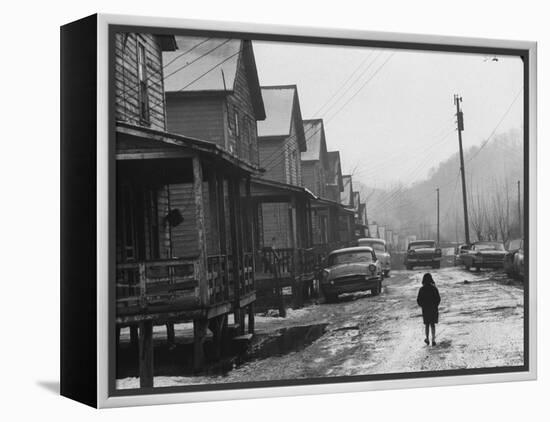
(475, 242), (505, 251)
(358, 241), (385, 252)
(409, 242), (435, 250)
(329, 251), (373, 265)
(508, 239), (522, 250)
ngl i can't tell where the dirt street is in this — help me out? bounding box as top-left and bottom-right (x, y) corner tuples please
(117, 267), (524, 388)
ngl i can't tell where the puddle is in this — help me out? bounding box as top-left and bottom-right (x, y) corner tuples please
(246, 323), (329, 360)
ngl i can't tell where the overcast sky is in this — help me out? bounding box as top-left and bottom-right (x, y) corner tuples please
(252, 40), (524, 188)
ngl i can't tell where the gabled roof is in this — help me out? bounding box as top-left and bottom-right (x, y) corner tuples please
(353, 191), (361, 211)
(341, 175), (354, 207)
(300, 119), (328, 163)
(326, 151), (344, 191)
(157, 35), (178, 51)
(257, 85), (306, 151)
(163, 37), (265, 120)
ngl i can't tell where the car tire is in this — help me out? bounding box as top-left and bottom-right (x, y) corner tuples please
(384, 270), (390, 277)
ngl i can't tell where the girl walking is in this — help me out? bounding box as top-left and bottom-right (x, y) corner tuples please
(416, 273), (441, 346)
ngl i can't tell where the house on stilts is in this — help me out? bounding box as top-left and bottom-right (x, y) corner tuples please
(115, 34), (264, 388)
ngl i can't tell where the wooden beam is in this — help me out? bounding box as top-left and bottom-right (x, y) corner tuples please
(248, 303), (255, 334)
(192, 156), (209, 307)
(138, 320), (154, 389)
(193, 318), (208, 372)
(116, 150), (193, 161)
(217, 172), (230, 301)
(228, 176), (241, 302)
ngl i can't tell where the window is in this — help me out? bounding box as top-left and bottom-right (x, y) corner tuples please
(137, 42), (150, 123)
(234, 109), (240, 138)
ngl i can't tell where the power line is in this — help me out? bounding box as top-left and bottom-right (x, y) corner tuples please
(467, 87), (523, 163)
(259, 50), (383, 170)
(162, 37), (212, 69)
(262, 52), (395, 172)
(119, 38), (232, 104)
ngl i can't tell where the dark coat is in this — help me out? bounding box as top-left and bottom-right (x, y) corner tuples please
(417, 284), (441, 324)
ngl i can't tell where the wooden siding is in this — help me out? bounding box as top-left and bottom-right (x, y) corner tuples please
(114, 33), (166, 131)
(325, 185), (340, 203)
(164, 43), (261, 167)
(286, 116), (301, 186)
(261, 203), (292, 248)
(226, 47), (259, 166)
(258, 138), (285, 183)
(301, 161), (325, 198)
(258, 98), (302, 186)
(165, 95), (225, 147)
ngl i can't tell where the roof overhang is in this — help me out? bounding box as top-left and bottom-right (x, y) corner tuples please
(116, 122), (260, 174)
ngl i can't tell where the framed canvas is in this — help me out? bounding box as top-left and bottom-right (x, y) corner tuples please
(60, 13), (537, 408)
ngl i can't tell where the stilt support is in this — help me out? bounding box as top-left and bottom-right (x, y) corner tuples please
(138, 320), (154, 388)
(193, 318), (209, 372)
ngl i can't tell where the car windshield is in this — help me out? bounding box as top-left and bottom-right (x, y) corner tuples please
(329, 251), (373, 266)
(508, 239), (522, 250)
(358, 241), (385, 252)
(475, 242), (505, 251)
(409, 242), (435, 250)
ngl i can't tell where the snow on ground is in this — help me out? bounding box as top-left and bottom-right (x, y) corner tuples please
(117, 267), (524, 389)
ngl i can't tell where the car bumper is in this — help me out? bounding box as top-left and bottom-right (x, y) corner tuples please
(405, 257), (441, 264)
(473, 260), (504, 268)
(321, 276), (379, 294)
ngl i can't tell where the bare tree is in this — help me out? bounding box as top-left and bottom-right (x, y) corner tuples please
(469, 185), (487, 241)
(493, 178), (512, 243)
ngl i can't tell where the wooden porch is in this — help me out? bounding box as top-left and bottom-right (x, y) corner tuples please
(250, 178), (351, 313)
(115, 123), (258, 388)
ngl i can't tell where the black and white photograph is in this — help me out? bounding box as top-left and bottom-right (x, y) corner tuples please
(112, 28), (528, 393)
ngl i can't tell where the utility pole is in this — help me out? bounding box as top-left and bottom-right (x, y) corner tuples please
(517, 180), (522, 237)
(454, 94), (470, 244)
(436, 187), (440, 244)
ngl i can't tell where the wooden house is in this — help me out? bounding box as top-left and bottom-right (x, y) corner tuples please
(256, 85), (307, 249)
(115, 33), (262, 388)
(325, 151), (344, 203)
(339, 175), (356, 243)
(353, 191), (367, 238)
(163, 37), (266, 165)
(300, 119), (330, 245)
(300, 119), (328, 198)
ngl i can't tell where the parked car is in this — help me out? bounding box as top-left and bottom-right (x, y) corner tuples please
(461, 241), (506, 271)
(320, 246), (383, 302)
(504, 238), (524, 279)
(454, 244), (470, 266)
(404, 240), (442, 270)
(357, 238), (391, 276)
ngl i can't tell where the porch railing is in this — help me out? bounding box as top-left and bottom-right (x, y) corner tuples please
(116, 257), (200, 315)
(117, 253), (256, 318)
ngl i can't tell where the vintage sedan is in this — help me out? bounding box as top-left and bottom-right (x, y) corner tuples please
(504, 238), (524, 279)
(404, 240), (442, 270)
(462, 241), (507, 271)
(320, 246), (383, 302)
(357, 238), (391, 276)
(454, 244), (470, 266)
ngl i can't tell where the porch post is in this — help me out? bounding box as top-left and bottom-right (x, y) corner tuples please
(307, 199), (313, 247)
(290, 195), (301, 308)
(246, 176), (256, 279)
(227, 175), (242, 332)
(192, 155), (209, 306)
(138, 320), (154, 388)
(216, 172), (229, 301)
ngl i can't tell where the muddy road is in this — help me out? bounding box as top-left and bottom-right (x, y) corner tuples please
(117, 267), (524, 388)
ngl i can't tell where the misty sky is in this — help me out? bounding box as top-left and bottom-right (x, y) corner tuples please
(252, 40), (524, 188)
